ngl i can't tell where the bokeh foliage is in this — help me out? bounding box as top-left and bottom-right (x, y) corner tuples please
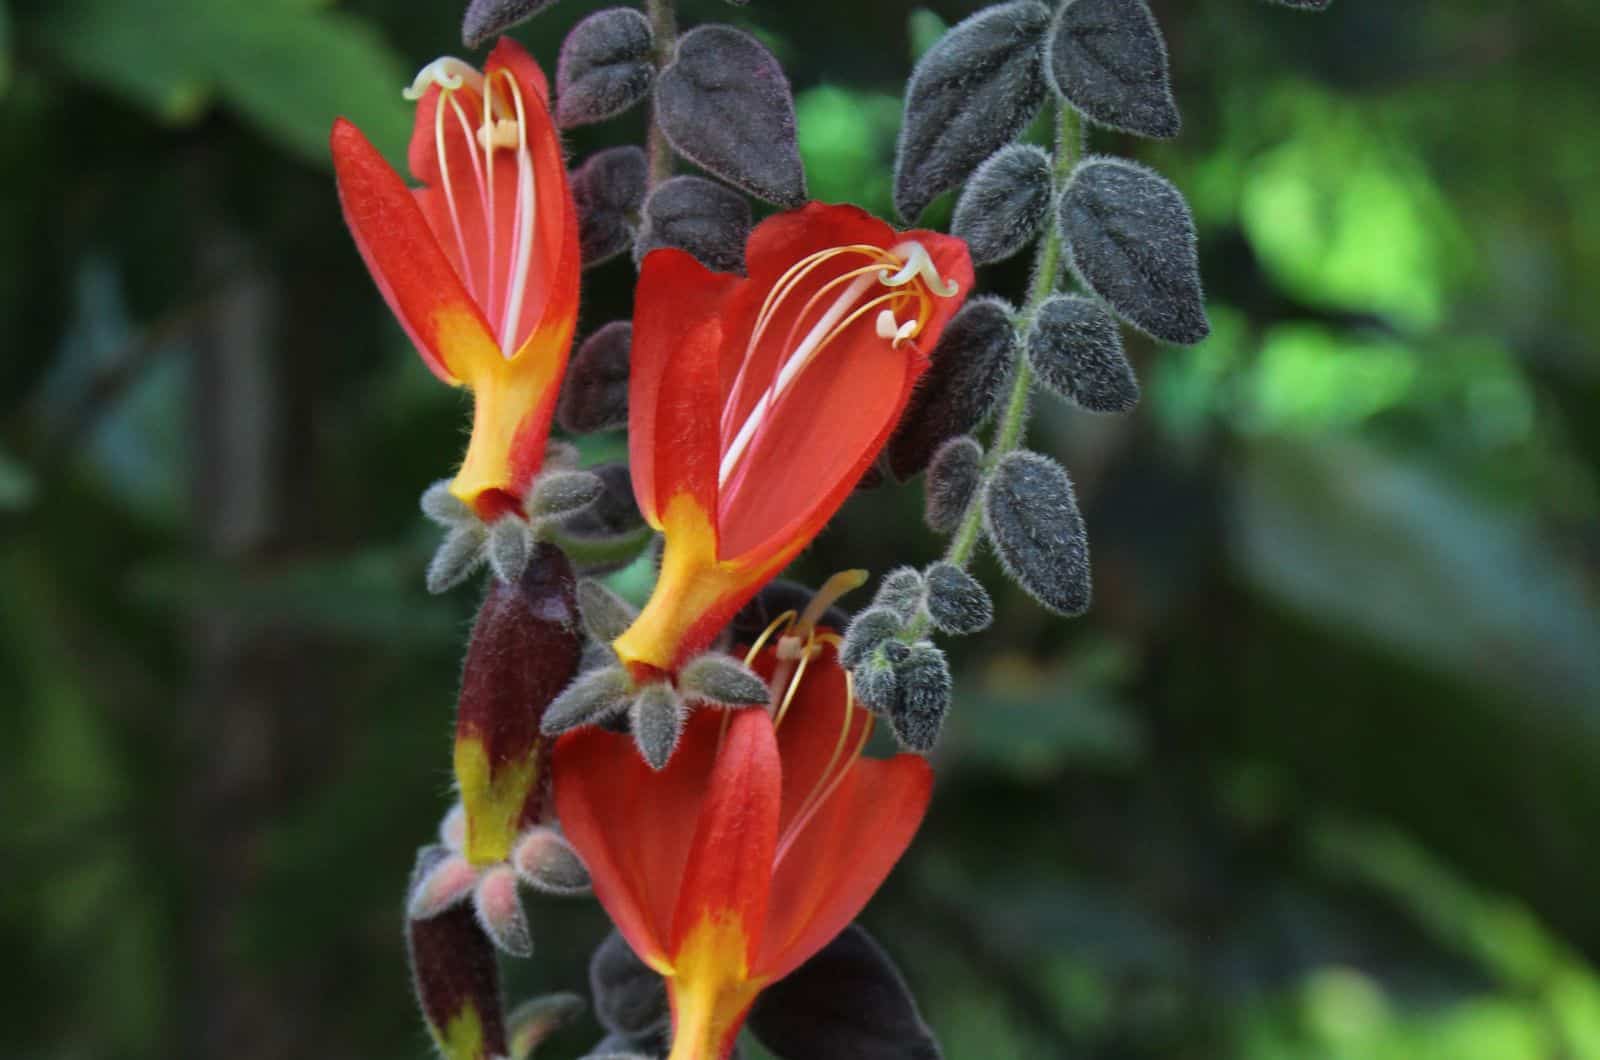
(2, 0), (1598, 1058)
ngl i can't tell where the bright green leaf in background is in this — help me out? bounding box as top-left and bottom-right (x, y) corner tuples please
(25, 0), (412, 166)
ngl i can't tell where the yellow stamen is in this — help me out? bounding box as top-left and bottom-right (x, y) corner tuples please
(795, 569), (867, 641)
(775, 681), (874, 866)
(741, 610), (797, 669)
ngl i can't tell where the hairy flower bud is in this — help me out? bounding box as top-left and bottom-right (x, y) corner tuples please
(455, 544), (583, 865)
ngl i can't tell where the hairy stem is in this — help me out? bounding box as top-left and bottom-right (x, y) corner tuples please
(645, 0), (679, 188)
(905, 105), (1080, 638)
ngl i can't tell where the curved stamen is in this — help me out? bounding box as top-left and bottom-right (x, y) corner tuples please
(721, 245), (894, 442)
(882, 240), (960, 297)
(404, 57), (484, 101)
(719, 263), (887, 487)
(774, 675), (873, 868)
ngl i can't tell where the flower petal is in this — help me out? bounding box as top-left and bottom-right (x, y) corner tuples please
(552, 709), (726, 969)
(488, 36), (552, 108)
(757, 753), (931, 982)
(714, 211), (974, 563)
(629, 249), (739, 529)
(667, 707), (782, 965)
(332, 118), (501, 385)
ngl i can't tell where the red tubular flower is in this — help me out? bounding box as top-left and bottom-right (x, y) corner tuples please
(331, 41), (580, 521)
(612, 204), (973, 678)
(554, 635), (933, 1060)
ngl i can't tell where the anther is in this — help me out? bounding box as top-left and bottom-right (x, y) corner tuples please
(876, 309), (900, 341)
(476, 118), (521, 151)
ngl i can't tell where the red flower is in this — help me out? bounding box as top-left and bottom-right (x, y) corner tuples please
(612, 203), (972, 678)
(554, 635), (933, 1060)
(331, 40), (580, 521)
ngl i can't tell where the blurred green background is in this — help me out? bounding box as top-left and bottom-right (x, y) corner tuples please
(3, 0), (1599, 1057)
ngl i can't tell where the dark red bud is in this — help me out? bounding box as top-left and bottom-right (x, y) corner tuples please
(407, 903), (509, 1059)
(455, 543), (583, 864)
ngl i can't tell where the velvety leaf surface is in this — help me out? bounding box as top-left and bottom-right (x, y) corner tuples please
(1058, 157), (1208, 345)
(555, 8), (655, 128)
(893, 1), (1052, 221)
(655, 24), (806, 206)
(984, 449), (1092, 616)
(1045, 0), (1180, 139)
(749, 924), (941, 1060)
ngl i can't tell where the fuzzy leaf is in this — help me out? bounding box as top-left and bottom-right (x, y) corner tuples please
(462, 0), (562, 47)
(512, 826), (592, 895)
(951, 144), (1053, 266)
(872, 567), (926, 624)
(558, 322), (631, 435)
(590, 930), (670, 1036)
(407, 845), (479, 921)
(556, 8), (655, 128)
(923, 562), (994, 636)
(528, 469), (604, 521)
(1027, 293), (1139, 412)
(749, 925), (941, 1060)
(853, 654), (901, 716)
(421, 479), (472, 526)
(1045, 0), (1180, 139)
(543, 666), (634, 734)
(509, 994), (586, 1060)
(572, 147), (649, 268)
(841, 607), (905, 670)
(888, 296), (1018, 479)
(487, 517), (534, 583)
(984, 450), (1091, 616)
(428, 523), (487, 594)
(678, 653), (771, 708)
(634, 175), (752, 274)
(474, 864), (532, 957)
(890, 642), (951, 753)
(924, 436), (983, 535)
(577, 579), (639, 644)
(655, 24), (805, 206)
(893, 1), (1052, 222)
(631, 681), (687, 770)
(1058, 157), (1208, 345)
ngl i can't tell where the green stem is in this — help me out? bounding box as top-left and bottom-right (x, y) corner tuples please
(905, 105), (1080, 638)
(645, 0), (679, 188)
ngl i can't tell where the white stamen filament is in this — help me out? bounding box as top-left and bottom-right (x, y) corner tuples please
(434, 92), (473, 299)
(718, 269), (879, 486)
(494, 70), (538, 357)
(714, 240), (960, 496)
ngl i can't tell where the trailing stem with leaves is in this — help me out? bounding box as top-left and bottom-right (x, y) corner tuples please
(329, 0), (1330, 1057)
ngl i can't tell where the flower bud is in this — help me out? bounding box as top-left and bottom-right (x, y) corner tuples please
(455, 544), (583, 865)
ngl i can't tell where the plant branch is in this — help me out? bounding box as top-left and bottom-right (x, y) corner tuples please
(904, 105), (1080, 639)
(645, 0), (678, 188)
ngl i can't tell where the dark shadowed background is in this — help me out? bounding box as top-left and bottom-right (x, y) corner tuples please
(3, 1), (1599, 1057)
